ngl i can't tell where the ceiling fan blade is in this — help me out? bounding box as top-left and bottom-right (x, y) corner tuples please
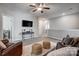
(43, 7), (50, 9)
(29, 5), (36, 7)
(32, 9), (37, 12)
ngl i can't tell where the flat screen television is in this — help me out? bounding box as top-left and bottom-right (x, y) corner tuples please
(22, 20), (33, 27)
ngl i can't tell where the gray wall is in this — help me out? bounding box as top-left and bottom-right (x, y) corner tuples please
(48, 13), (79, 40)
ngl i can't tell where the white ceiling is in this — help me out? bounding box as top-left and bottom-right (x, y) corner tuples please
(0, 3), (79, 19)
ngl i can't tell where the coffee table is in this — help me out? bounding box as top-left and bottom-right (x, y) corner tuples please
(22, 41), (56, 56)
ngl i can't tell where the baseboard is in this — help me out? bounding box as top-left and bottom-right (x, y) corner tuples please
(22, 36), (40, 40)
(22, 36), (62, 42)
(47, 36), (62, 41)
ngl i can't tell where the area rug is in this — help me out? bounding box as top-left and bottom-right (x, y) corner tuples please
(22, 41), (56, 56)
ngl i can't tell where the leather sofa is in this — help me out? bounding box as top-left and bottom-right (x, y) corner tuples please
(0, 39), (22, 56)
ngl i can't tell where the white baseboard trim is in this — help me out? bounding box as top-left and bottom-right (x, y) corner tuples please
(48, 36), (62, 41)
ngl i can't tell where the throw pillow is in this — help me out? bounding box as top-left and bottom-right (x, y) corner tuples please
(72, 37), (79, 47)
(62, 35), (70, 44)
(0, 40), (7, 49)
(76, 49), (79, 56)
(1, 39), (9, 44)
(62, 35), (73, 45)
(56, 42), (65, 49)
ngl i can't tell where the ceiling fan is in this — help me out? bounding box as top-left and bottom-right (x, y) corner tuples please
(29, 3), (50, 13)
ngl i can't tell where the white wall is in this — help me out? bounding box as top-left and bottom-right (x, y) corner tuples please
(12, 11), (39, 41)
(48, 13), (79, 40)
(38, 17), (50, 37)
(50, 13), (79, 29)
(48, 29), (79, 40)
(0, 14), (2, 40)
(2, 10), (38, 41)
(3, 15), (13, 30)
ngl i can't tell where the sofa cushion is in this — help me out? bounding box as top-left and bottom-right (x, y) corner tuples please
(0, 40), (7, 49)
(72, 37), (79, 47)
(47, 47), (79, 56)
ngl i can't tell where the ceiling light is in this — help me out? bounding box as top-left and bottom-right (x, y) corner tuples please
(37, 7), (42, 11)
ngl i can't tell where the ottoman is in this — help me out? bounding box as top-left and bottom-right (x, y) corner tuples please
(31, 43), (42, 55)
(43, 39), (51, 49)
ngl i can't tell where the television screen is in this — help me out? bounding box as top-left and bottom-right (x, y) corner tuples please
(22, 20), (33, 27)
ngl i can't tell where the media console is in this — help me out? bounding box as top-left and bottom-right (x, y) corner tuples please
(22, 31), (34, 40)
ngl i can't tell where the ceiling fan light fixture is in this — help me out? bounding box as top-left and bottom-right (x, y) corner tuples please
(37, 7), (42, 11)
(29, 3), (50, 13)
